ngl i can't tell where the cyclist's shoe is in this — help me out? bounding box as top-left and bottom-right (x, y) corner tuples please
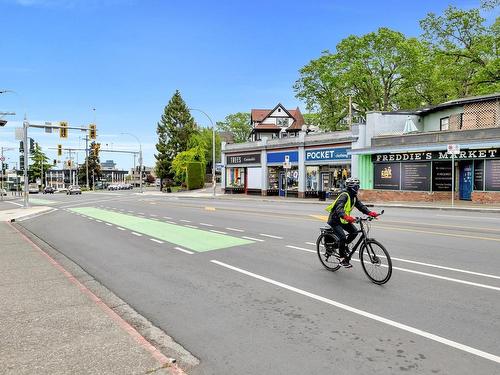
(339, 258), (353, 268)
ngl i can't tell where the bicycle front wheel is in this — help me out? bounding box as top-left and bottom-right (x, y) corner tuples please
(316, 233), (340, 272)
(359, 239), (392, 284)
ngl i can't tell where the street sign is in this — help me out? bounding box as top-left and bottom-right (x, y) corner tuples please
(15, 127), (23, 141)
(0, 156), (4, 162)
(283, 161), (291, 169)
(447, 144), (460, 155)
(285, 155), (290, 163)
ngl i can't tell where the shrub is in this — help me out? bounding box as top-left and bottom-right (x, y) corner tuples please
(186, 162), (204, 190)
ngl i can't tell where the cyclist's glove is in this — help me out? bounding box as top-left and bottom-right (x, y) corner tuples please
(343, 215), (356, 223)
(368, 211), (378, 217)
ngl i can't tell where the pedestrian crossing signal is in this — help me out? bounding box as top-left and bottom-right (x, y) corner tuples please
(59, 121), (68, 138)
(89, 124), (96, 140)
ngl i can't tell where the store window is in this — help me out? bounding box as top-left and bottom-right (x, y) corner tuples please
(319, 165), (351, 191)
(306, 166), (319, 191)
(268, 167), (279, 189)
(440, 117), (449, 131)
(286, 167), (299, 191)
(226, 167), (245, 188)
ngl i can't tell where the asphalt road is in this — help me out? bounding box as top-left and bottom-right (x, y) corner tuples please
(17, 191), (500, 374)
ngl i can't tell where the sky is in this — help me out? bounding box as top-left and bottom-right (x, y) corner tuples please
(0, 0), (490, 170)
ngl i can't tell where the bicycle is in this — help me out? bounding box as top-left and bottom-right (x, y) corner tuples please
(316, 210), (392, 285)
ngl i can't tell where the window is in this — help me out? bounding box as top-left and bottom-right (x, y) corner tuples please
(277, 118), (288, 127)
(458, 113), (464, 129)
(440, 117), (449, 131)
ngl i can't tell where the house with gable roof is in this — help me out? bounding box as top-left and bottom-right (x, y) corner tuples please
(250, 103), (305, 141)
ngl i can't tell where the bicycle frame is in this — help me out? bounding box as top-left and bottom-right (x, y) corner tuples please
(345, 220), (370, 261)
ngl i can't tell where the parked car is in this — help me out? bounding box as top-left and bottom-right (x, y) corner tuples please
(56, 187), (68, 194)
(0, 188), (7, 196)
(67, 185), (82, 195)
(107, 184), (118, 191)
(43, 186), (55, 194)
(28, 183), (39, 194)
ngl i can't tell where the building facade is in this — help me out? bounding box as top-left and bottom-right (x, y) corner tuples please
(351, 93), (500, 203)
(250, 103), (306, 142)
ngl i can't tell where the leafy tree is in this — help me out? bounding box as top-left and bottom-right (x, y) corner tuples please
(188, 127), (221, 172)
(216, 112), (251, 143)
(155, 90), (197, 188)
(78, 142), (101, 188)
(28, 144), (53, 184)
(170, 146), (206, 184)
(420, 5), (500, 96)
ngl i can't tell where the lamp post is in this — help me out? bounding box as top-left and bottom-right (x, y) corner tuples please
(121, 132), (143, 193)
(0, 89), (29, 208)
(189, 108), (216, 198)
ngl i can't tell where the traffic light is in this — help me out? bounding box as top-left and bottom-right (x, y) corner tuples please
(92, 143), (100, 157)
(19, 141), (24, 153)
(57, 144), (62, 156)
(29, 138), (35, 153)
(53, 159), (57, 166)
(59, 121), (68, 138)
(89, 124), (96, 140)
(67, 159), (72, 168)
(20, 155), (24, 170)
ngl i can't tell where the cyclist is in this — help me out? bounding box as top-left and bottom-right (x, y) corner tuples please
(325, 177), (378, 268)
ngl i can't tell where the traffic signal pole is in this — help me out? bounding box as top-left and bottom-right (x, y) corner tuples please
(23, 114), (29, 208)
(85, 135), (89, 189)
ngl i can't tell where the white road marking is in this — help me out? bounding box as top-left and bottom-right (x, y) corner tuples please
(174, 246), (194, 255)
(180, 219), (191, 223)
(163, 216), (172, 220)
(131, 232), (142, 237)
(286, 245), (316, 253)
(165, 220), (177, 225)
(95, 220), (103, 223)
(436, 214), (500, 221)
(185, 224), (199, 229)
(226, 227), (244, 232)
(128, 210), (134, 213)
(210, 229), (227, 234)
(259, 233), (283, 239)
(5, 201), (23, 207)
(211, 260), (500, 365)
(150, 238), (164, 244)
(105, 223), (112, 226)
(306, 242), (316, 246)
(199, 223), (213, 227)
(150, 214), (158, 217)
(17, 208), (58, 221)
(242, 236), (264, 242)
(116, 227), (125, 231)
(138, 212), (145, 215)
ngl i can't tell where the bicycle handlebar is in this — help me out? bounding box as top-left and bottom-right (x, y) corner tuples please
(356, 210), (384, 223)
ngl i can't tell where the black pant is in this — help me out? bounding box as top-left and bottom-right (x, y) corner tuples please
(330, 223), (358, 258)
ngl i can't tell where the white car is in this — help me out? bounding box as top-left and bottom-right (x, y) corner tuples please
(0, 188), (7, 196)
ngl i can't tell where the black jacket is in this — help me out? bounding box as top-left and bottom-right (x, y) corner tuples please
(328, 190), (370, 224)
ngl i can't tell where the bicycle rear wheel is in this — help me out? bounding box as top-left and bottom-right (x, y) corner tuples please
(316, 233), (340, 272)
(359, 239), (392, 284)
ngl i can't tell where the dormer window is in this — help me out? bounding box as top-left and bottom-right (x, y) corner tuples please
(278, 108), (281, 112)
(277, 118), (288, 127)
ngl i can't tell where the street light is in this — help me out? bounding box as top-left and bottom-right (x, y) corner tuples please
(0, 89), (29, 208)
(189, 108), (216, 198)
(121, 132), (143, 193)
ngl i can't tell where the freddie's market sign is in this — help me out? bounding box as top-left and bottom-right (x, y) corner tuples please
(373, 148), (499, 162)
(305, 147), (350, 162)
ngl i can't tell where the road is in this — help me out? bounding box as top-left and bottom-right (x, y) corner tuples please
(14, 191), (500, 374)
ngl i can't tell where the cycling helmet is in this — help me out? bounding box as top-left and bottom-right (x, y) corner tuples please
(345, 177), (360, 192)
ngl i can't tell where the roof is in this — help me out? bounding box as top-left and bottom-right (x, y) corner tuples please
(251, 104), (305, 131)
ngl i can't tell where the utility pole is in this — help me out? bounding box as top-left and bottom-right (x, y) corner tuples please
(85, 135), (89, 189)
(348, 95), (353, 127)
(23, 114), (29, 207)
(1, 147), (4, 201)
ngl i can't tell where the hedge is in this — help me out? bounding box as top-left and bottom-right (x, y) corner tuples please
(186, 162), (205, 190)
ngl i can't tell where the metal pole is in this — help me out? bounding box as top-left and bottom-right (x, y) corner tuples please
(451, 153), (455, 208)
(1, 147), (4, 201)
(23, 115), (29, 208)
(212, 125), (216, 197)
(139, 145), (143, 193)
(85, 136), (89, 189)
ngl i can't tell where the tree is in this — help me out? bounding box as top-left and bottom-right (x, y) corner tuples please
(420, 5), (500, 96)
(216, 112), (251, 143)
(28, 144), (53, 184)
(155, 90), (197, 188)
(188, 128), (221, 173)
(78, 142), (101, 188)
(170, 146), (206, 184)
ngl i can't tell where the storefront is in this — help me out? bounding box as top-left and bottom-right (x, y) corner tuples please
(304, 146), (351, 197)
(371, 148), (500, 200)
(267, 150), (299, 197)
(225, 153), (262, 194)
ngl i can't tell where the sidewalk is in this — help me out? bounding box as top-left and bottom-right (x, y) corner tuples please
(0, 217), (191, 374)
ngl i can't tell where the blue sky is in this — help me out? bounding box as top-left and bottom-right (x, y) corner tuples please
(0, 0), (489, 170)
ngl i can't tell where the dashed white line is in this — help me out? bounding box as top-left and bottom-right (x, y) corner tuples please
(180, 219), (191, 223)
(138, 212), (145, 215)
(259, 233), (283, 239)
(210, 260), (500, 365)
(105, 223), (112, 226)
(131, 232), (142, 237)
(150, 238), (164, 244)
(174, 247), (194, 255)
(306, 242), (316, 246)
(210, 230), (227, 234)
(95, 220), (103, 223)
(165, 220), (177, 225)
(128, 210), (134, 213)
(286, 245), (315, 253)
(150, 214), (158, 217)
(185, 224), (199, 229)
(242, 236), (264, 242)
(163, 216), (172, 220)
(226, 227), (244, 232)
(116, 227), (125, 231)
(199, 223), (213, 227)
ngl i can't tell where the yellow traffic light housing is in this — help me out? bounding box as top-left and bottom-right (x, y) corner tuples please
(59, 121), (68, 138)
(67, 159), (72, 167)
(89, 124), (96, 140)
(57, 144), (62, 156)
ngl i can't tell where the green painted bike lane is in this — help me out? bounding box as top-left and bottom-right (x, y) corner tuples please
(69, 207), (253, 252)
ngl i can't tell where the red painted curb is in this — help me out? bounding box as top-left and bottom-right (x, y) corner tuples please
(8, 222), (187, 375)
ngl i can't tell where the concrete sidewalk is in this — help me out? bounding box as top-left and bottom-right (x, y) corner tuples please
(0, 220), (191, 374)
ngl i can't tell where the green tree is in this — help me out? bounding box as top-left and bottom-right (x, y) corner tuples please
(78, 142), (101, 188)
(155, 90), (197, 187)
(216, 112), (251, 143)
(420, 5), (500, 96)
(170, 146), (206, 184)
(188, 128), (221, 172)
(28, 144), (53, 184)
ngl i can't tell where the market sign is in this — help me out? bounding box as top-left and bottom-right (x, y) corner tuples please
(305, 147), (350, 162)
(373, 163), (400, 190)
(372, 148), (499, 162)
(267, 151), (299, 163)
(226, 153), (261, 165)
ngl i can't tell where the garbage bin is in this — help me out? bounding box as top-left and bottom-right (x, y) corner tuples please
(318, 190), (326, 201)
